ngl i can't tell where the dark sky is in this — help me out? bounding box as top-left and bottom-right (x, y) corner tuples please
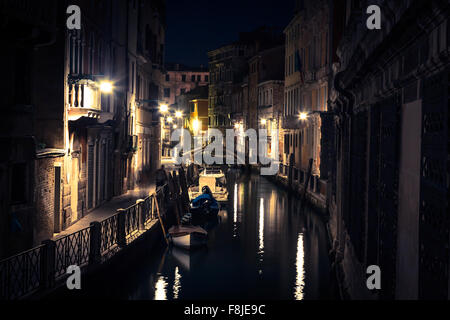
(165, 0), (294, 67)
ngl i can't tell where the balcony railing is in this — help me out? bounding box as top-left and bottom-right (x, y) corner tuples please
(68, 76), (101, 121)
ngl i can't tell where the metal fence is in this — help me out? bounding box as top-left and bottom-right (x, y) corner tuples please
(0, 245), (44, 300)
(54, 227), (91, 279)
(0, 184), (168, 300)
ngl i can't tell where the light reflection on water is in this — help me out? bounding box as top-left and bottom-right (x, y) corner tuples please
(294, 233), (305, 300)
(173, 267), (181, 299)
(154, 275), (168, 300)
(73, 173), (335, 300)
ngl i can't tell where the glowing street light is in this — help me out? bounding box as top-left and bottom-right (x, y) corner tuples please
(175, 111), (182, 118)
(167, 116), (173, 123)
(173, 124), (177, 129)
(261, 118), (267, 125)
(299, 112), (308, 120)
(99, 81), (113, 93)
(160, 104), (168, 113)
(234, 123), (240, 129)
(193, 119), (200, 132)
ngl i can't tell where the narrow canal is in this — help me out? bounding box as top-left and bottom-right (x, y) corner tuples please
(53, 173), (338, 300)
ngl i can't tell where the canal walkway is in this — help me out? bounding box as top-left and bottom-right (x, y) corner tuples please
(52, 184), (155, 240)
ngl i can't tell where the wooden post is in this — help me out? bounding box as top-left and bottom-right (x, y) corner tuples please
(302, 158), (314, 203)
(178, 167), (190, 212)
(155, 194), (169, 245)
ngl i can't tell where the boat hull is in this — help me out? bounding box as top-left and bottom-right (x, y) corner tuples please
(168, 225), (208, 250)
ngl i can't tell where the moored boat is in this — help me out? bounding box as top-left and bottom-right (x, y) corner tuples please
(167, 225), (208, 250)
(189, 167), (229, 205)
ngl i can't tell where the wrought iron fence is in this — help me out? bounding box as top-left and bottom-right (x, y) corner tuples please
(0, 245), (44, 300)
(1, 183), (169, 300)
(142, 195), (155, 228)
(124, 204), (139, 238)
(54, 227), (91, 279)
(100, 214), (119, 255)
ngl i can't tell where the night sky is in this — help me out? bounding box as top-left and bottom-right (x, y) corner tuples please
(165, 0), (295, 67)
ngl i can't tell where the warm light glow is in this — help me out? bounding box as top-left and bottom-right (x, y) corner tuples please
(261, 118), (267, 125)
(175, 111), (182, 118)
(99, 81), (113, 93)
(294, 233), (305, 300)
(167, 116), (173, 123)
(83, 86), (94, 108)
(192, 119), (200, 132)
(160, 104), (168, 113)
(173, 124), (177, 129)
(299, 112), (308, 120)
(234, 123), (240, 129)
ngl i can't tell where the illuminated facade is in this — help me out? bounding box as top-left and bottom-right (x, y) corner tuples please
(0, 0), (165, 258)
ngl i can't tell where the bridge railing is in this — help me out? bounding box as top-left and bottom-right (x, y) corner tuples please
(0, 184), (169, 300)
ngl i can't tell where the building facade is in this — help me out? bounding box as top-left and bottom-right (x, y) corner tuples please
(328, 0), (449, 299)
(282, 0), (332, 180)
(0, 0), (165, 259)
(163, 63), (208, 107)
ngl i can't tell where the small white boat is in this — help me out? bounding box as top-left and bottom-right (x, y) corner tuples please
(189, 167), (229, 204)
(168, 225), (208, 250)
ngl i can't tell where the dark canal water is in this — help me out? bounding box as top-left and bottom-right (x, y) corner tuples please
(52, 173), (337, 300)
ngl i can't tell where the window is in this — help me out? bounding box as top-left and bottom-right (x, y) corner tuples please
(180, 88), (186, 94)
(165, 74), (170, 81)
(205, 75), (209, 82)
(182, 74), (186, 82)
(191, 75), (195, 82)
(164, 88), (170, 97)
(197, 75), (201, 82)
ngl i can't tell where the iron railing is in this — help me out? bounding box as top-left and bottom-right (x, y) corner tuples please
(0, 183), (169, 300)
(54, 227), (91, 279)
(100, 214), (119, 256)
(0, 245), (44, 300)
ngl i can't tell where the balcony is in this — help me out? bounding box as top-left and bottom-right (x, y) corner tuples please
(67, 76), (101, 121)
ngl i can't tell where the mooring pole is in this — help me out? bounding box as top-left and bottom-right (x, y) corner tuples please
(154, 195), (169, 245)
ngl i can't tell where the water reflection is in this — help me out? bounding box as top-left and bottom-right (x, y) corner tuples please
(173, 267), (181, 299)
(294, 233), (305, 300)
(64, 173), (336, 300)
(233, 183), (238, 237)
(154, 275), (168, 300)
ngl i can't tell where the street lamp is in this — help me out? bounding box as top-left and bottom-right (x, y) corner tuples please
(261, 118), (267, 125)
(167, 116), (173, 123)
(175, 111), (182, 118)
(298, 112), (308, 120)
(99, 81), (113, 93)
(160, 104), (169, 113)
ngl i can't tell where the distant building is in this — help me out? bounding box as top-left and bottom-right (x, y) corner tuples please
(163, 63), (208, 107)
(208, 27), (283, 134)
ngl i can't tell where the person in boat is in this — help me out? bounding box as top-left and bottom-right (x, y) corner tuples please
(191, 185), (219, 211)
